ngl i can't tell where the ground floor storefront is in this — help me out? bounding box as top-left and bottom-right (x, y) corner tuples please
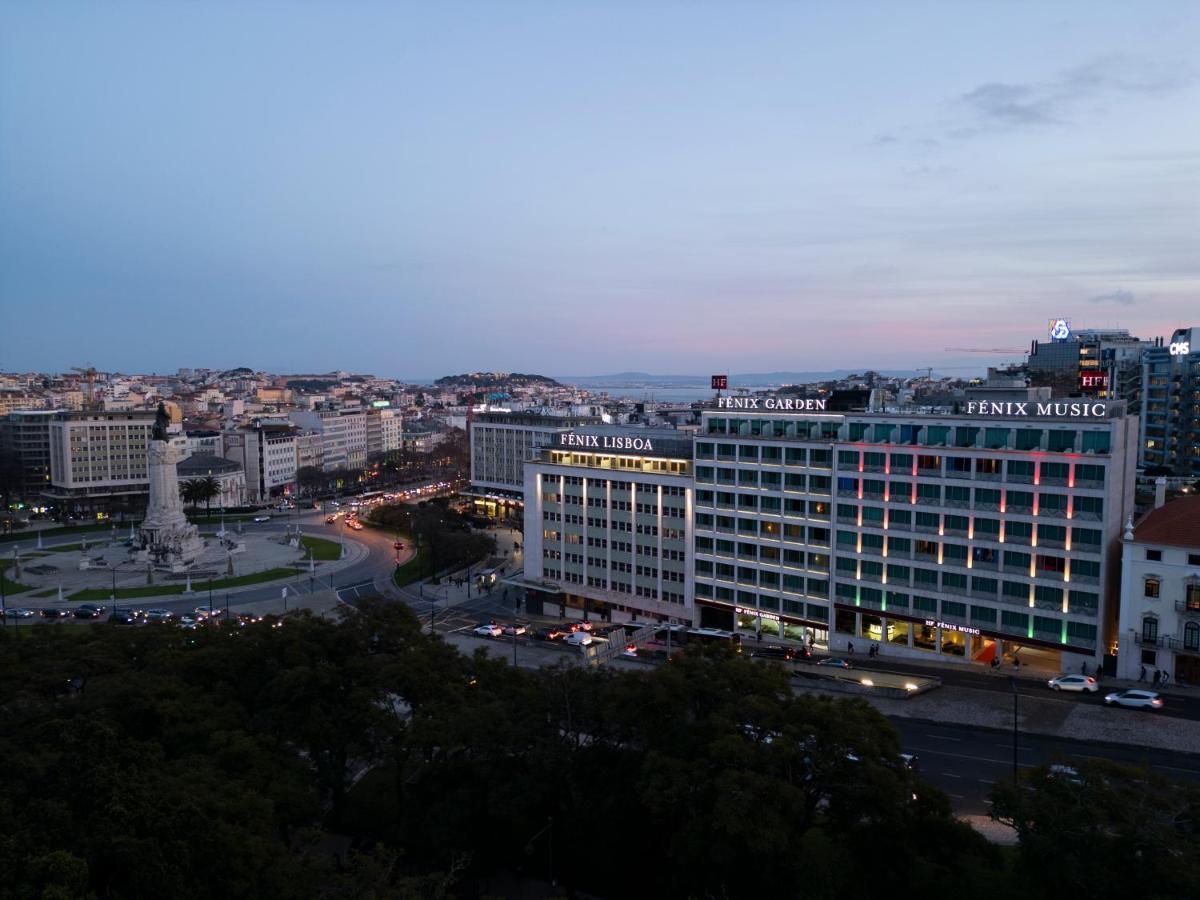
(831, 604), (1098, 672)
(465, 488), (523, 522)
(697, 599), (829, 649)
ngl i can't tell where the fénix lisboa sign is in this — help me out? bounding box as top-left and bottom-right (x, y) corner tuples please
(558, 433), (655, 451)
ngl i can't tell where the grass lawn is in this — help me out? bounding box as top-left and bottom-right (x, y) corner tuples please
(299, 536), (342, 561)
(0, 523), (122, 544)
(68, 567), (304, 601)
(0, 559), (32, 595)
(392, 546), (429, 587)
(30, 588), (58, 598)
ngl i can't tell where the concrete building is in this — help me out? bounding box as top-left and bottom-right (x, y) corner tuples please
(289, 407), (367, 472)
(295, 430), (325, 475)
(0, 409), (57, 504)
(468, 411), (600, 518)
(522, 427), (694, 624)
(44, 409), (156, 515)
(365, 406), (402, 457)
(1140, 326), (1200, 477)
(692, 397), (1138, 671)
(1027, 326), (1158, 399)
(224, 421), (297, 502)
(0, 393), (47, 415)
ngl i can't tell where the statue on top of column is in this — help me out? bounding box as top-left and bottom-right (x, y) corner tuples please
(152, 402), (171, 441)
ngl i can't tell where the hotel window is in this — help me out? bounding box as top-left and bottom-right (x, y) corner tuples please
(1145, 549), (1162, 562)
(1143, 577), (1161, 599)
(1033, 614), (1060, 635)
(1187, 584), (1200, 611)
(889, 509), (912, 527)
(696, 513), (714, 528)
(836, 558), (857, 575)
(1075, 496), (1103, 519)
(1039, 493), (1068, 516)
(761, 446), (782, 464)
(810, 449), (833, 467)
(1081, 432), (1111, 453)
(863, 451), (886, 469)
(1186, 622), (1200, 652)
(1187, 553), (1200, 566)
(1007, 490), (1034, 512)
(838, 450), (859, 466)
(1002, 581), (1027, 600)
(1036, 554), (1066, 574)
(890, 452), (913, 469)
(1048, 430), (1077, 453)
(971, 577), (998, 596)
(861, 506), (885, 525)
(810, 475), (832, 494)
(696, 442), (715, 459)
(943, 544), (968, 563)
(947, 456), (972, 474)
(971, 605), (997, 623)
(916, 511), (939, 530)
(863, 479), (885, 498)
(926, 426), (950, 447)
(887, 563), (910, 582)
(785, 498), (806, 515)
(975, 517), (1000, 537)
(888, 536), (911, 554)
(785, 473), (806, 491)
(942, 599), (967, 619)
(1038, 524), (1067, 546)
(761, 497), (781, 513)
(1003, 550), (1031, 569)
(889, 479), (911, 498)
(914, 568), (938, 587)
(945, 485), (970, 506)
(809, 527), (830, 545)
(861, 532), (884, 551)
(1001, 610), (1028, 631)
(785, 448), (807, 465)
(807, 581), (829, 600)
(761, 471), (781, 489)
(916, 483), (941, 503)
(917, 454), (942, 472)
(1015, 429), (1043, 451)
(913, 595), (938, 613)
(737, 518), (758, 535)
(954, 427), (980, 448)
(695, 466), (714, 483)
(1072, 527), (1102, 549)
(738, 470), (759, 487)
(1142, 616), (1158, 642)
(975, 487), (1001, 508)
(1068, 590), (1098, 613)
(740, 445), (760, 462)
(836, 529), (857, 547)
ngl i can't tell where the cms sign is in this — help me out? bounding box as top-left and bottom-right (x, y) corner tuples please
(1169, 340), (1191, 356)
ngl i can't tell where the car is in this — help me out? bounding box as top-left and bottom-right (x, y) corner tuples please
(1047, 674), (1099, 693)
(473, 624), (502, 637)
(532, 627), (567, 642)
(234, 612), (264, 626)
(566, 631), (593, 647)
(1104, 689), (1163, 710)
(5, 607), (36, 618)
(567, 621), (594, 633)
(899, 753), (920, 772)
(393, 541), (405, 550)
(144, 608), (174, 621)
(109, 611), (140, 625)
(252, 515), (271, 523)
(39, 608), (69, 619)
(325, 515), (338, 524)
(193, 606), (223, 618)
(73, 604), (105, 619)
(817, 657), (853, 669)
(750, 645), (797, 662)
(178, 615), (197, 627)
(350, 522), (364, 531)
(500, 623), (527, 636)
(1047, 763), (1083, 784)
(621, 644), (639, 658)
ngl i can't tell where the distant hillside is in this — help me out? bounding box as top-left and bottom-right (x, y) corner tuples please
(562, 370), (934, 387)
(434, 372), (561, 389)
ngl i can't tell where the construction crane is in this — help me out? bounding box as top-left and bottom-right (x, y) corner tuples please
(70, 365), (99, 409)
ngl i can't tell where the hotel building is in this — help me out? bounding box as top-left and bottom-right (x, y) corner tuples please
(468, 411), (600, 518)
(1140, 326), (1200, 477)
(521, 428), (694, 624)
(44, 409), (156, 515)
(691, 399), (1137, 670)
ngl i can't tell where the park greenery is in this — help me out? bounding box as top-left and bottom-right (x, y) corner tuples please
(3, 601), (1195, 898)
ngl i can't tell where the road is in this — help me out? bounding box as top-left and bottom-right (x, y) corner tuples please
(892, 718), (1200, 815)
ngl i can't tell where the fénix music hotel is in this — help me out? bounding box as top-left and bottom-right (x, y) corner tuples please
(517, 397), (1137, 671)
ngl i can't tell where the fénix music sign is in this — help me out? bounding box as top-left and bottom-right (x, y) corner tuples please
(715, 395), (828, 411)
(559, 432), (655, 452)
(964, 400), (1108, 418)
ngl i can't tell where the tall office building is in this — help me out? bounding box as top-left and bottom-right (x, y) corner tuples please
(44, 410), (156, 515)
(1140, 326), (1200, 477)
(1027, 326), (1158, 399)
(467, 411), (600, 518)
(0, 409), (57, 504)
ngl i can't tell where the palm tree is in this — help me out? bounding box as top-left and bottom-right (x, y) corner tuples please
(195, 475), (220, 518)
(180, 479), (202, 511)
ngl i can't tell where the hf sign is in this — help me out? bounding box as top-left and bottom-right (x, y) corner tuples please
(1170, 340), (1191, 357)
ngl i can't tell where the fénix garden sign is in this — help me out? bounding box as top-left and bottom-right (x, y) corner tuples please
(715, 396), (828, 411)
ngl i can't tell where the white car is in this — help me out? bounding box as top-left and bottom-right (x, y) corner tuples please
(1047, 674), (1099, 693)
(473, 624), (502, 638)
(252, 515), (271, 523)
(566, 631), (593, 647)
(1104, 689), (1163, 710)
(144, 608), (175, 621)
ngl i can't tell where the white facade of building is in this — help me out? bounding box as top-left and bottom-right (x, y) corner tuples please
(469, 412), (599, 504)
(224, 423), (297, 502)
(1116, 496), (1200, 684)
(46, 410), (155, 509)
(290, 408), (367, 471)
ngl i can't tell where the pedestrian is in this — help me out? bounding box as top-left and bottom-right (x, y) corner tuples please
(1081, 661), (1088, 677)
(1013, 656), (1020, 670)
(755, 628), (762, 643)
(1139, 665), (1146, 682)
(875, 642), (881, 657)
(1162, 671), (1170, 687)
(808, 634), (815, 650)
(991, 655), (1001, 670)
(1153, 669), (1161, 685)
(847, 642), (855, 656)
(869, 644), (876, 658)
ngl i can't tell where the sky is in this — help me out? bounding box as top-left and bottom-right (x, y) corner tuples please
(1, 2), (1198, 379)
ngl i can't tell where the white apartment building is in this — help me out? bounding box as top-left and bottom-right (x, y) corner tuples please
(365, 406), (402, 457)
(522, 428), (694, 625)
(289, 407), (367, 471)
(224, 421), (297, 502)
(692, 398), (1137, 671)
(45, 410), (156, 513)
(1116, 495), (1200, 684)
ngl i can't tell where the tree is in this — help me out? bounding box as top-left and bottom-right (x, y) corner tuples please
(195, 475), (220, 516)
(179, 478), (202, 510)
(296, 466), (325, 499)
(0, 447), (22, 509)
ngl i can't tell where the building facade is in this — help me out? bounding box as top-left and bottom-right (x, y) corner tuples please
(176, 453), (247, 510)
(365, 406), (402, 457)
(522, 428), (694, 624)
(224, 421), (297, 502)
(1, 409), (57, 504)
(692, 399), (1138, 670)
(1116, 496), (1200, 685)
(1140, 326), (1200, 477)
(289, 407), (367, 472)
(1028, 327), (1158, 399)
(44, 410), (156, 515)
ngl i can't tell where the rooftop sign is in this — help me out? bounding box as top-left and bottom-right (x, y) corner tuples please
(964, 400), (1108, 418)
(1048, 318), (1072, 342)
(558, 432), (655, 452)
(715, 395), (827, 411)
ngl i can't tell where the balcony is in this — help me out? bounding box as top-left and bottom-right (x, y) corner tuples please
(946, 469), (974, 481)
(975, 471), (1003, 482)
(1133, 632), (1165, 648)
(1167, 636), (1200, 652)
(1175, 599), (1200, 615)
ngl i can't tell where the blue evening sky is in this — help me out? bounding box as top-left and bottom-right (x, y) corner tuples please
(1, 2), (1197, 378)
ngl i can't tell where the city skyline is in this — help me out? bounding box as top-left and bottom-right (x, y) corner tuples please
(2, 3), (1197, 376)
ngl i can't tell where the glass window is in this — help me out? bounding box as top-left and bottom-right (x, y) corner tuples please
(1015, 430), (1042, 451)
(985, 428), (1010, 449)
(1047, 431), (1076, 452)
(1081, 432), (1110, 454)
(1144, 578), (1160, 599)
(1142, 616), (1158, 641)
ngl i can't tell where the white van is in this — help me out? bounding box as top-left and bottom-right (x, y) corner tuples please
(566, 631), (593, 647)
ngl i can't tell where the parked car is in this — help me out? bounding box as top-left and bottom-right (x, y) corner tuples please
(473, 624), (502, 638)
(1047, 674), (1099, 693)
(500, 623), (527, 636)
(817, 657), (853, 669)
(621, 644), (639, 658)
(1104, 689), (1163, 710)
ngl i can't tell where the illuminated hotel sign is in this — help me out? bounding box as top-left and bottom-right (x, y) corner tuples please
(1079, 372), (1108, 391)
(736, 605), (781, 622)
(924, 619), (981, 636)
(715, 395), (828, 411)
(558, 432), (655, 452)
(964, 400), (1108, 418)
(1048, 318), (1071, 342)
(711, 374), (728, 390)
(1170, 340), (1191, 356)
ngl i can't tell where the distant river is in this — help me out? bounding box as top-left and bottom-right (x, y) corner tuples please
(575, 385), (724, 403)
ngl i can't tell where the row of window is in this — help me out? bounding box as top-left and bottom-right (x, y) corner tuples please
(696, 580), (831, 609)
(701, 422), (1113, 454)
